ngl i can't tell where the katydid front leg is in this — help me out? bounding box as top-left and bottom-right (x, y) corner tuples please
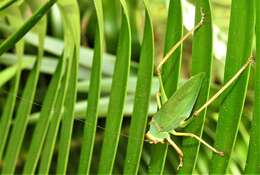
(166, 136), (184, 169)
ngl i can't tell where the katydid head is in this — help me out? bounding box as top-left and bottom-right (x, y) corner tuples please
(145, 132), (159, 144)
(145, 122), (169, 144)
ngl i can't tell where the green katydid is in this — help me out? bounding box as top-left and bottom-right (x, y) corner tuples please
(145, 10), (254, 169)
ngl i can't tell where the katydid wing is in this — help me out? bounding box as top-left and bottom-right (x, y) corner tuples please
(147, 73), (204, 138)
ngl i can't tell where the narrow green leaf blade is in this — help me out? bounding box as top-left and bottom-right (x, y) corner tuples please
(123, 1), (154, 174)
(0, 65), (20, 87)
(38, 60), (70, 173)
(209, 0), (254, 173)
(56, 50), (78, 174)
(179, 1), (213, 174)
(38, 3), (77, 170)
(0, 8), (24, 159)
(97, 0), (131, 173)
(55, 1), (81, 173)
(22, 54), (65, 174)
(148, 1), (183, 174)
(77, 0), (104, 173)
(0, 44), (23, 161)
(0, 0), (56, 56)
(2, 16), (46, 174)
(161, 1), (183, 98)
(0, 76), (20, 158)
(244, 0), (259, 173)
(102, 0), (120, 53)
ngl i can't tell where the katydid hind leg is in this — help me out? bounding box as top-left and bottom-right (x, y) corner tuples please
(166, 137), (183, 170)
(156, 9), (205, 76)
(193, 56), (254, 117)
(171, 130), (224, 156)
(155, 10), (205, 107)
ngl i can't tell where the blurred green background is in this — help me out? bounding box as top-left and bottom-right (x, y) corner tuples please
(0, 0), (257, 174)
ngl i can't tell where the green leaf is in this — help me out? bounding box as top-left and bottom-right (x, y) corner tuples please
(0, 71), (20, 158)
(16, 2), (50, 174)
(0, 0), (56, 56)
(102, 0), (120, 53)
(0, 65), (20, 87)
(37, 1), (80, 172)
(0, 7), (24, 159)
(209, 0), (254, 173)
(148, 0), (183, 174)
(38, 60), (70, 173)
(22, 53), (66, 174)
(0, 0), (19, 11)
(244, 0), (260, 173)
(2, 7), (47, 173)
(97, 0), (131, 173)
(78, 0), (104, 173)
(179, 1), (213, 174)
(126, 0), (141, 59)
(55, 1), (81, 173)
(56, 49), (78, 173)
(123, 1), (154, 174)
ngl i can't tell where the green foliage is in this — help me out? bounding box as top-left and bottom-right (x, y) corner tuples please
(0, 0), (258, 174)
(245, 0), (260, 173)
(0, 6), (23, 160)
(0, 0), (56, 55)
(1, 2), (47, 173)
(209, 0), (254, 173)
(78, 0), (104, 174)
(23, 53), (66, 174)
(149, 1), (183, 173)
(123, 1), (154, 173)
(97, 0), (131, 173)
(180, 0), (213, 174)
